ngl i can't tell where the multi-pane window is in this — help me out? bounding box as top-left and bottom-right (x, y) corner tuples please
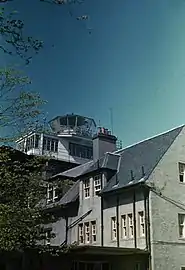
(78, 221), (97, 244)
(43, 136), (58, 153)
(47, 184), (58, 203)
(91, 221), (97, 243)
(25, 134), (40, 151)
(44, 230), (52, 245)
(111, 217), (117, 240)
(85, 222), (90, 243)
(179, 214), (185, 238)
(84, 179), (90, 198)
(138, 211), (145, 237)
(94, 175), (101, 195)
(69, 143), (93, 159)
(179, 163), (185, 183)
(78, 224), (84, 244)
(128, 213), (134, 238)
(121, 215), (127, 238)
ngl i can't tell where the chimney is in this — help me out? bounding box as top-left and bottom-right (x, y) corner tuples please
(93, 127), (117, 161)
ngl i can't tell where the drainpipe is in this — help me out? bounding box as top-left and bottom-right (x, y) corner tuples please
(100, 172), (104, 246)
(116, 195), (120, 247)
(115, 174), (120, 247)
(144, 190), (148, 251)
(144, 186), (152, 270)
(146, 190), (152, 270)
(65, 215), (69, 244)
(133, 189), (137, 249)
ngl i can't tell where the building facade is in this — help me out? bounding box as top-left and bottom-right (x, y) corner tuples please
(45, 124), (185, 270)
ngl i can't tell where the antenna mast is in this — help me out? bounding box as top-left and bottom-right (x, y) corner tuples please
(110, 108), (114, 134)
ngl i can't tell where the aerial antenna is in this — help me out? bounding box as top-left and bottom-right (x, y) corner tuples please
(109, 108), (114, 134)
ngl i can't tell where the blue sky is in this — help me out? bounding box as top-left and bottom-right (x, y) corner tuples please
(3, 0), (185, 146)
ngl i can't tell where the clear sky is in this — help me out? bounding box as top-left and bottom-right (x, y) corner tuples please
(3, 0), (185, 146)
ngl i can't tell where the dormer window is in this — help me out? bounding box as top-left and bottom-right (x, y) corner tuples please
(47, 184), (58, 203)
(93, 174), (101, 195)
(84, 179), (90, 198)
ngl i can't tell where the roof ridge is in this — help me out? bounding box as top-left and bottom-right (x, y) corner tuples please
(115, 124), (185, 154)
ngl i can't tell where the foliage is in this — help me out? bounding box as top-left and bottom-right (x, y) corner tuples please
(0, 6), (43, 64)
(0, 67), (46, 142)
(0, 146), (54, 252)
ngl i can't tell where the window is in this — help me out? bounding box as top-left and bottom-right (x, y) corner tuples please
(91, 221), (97, 243)
(179, 163), (185, 182)
(85, 222), (90, 243)
(94, 175), (101, 195)
(121, 215), (127, 238)
(44, 229), (52, 245)
(43, 136), (58, 153)
(128, 213), (134, 238)
(47, 184), (58, 203)
(69, 143), (93, 159)
(78, 220), (96, 245)
(84, 179), (90, 198)
(138, 211), (145, 237)
(78, 224), (84, 244)
(111, 217), (117, 240)
(181, 267), (185, 270)
(179, 214), (185, 238)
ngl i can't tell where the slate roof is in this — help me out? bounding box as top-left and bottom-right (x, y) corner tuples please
(52, 152), (121, 180)
(58, 180), (80, 205)
(51, 160), (94, 180)
(55, 125), (184, 205)
(102, 125), (184, 193)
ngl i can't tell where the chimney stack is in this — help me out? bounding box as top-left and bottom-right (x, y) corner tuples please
(93, 127), (117, 161)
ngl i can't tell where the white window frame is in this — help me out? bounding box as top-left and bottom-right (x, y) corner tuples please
(91, 221), (97, 243)
(45, 230), (51, 246)
(84, 179), (90, 199)
(94, 174), (101, 196)
(138, 211), (145, 237)
(47, 184), (58, 203)
(121, 214), (127, 239)
(111, 217), (117, 241)
(179, 214), (185, 238)
(85, 222), (90, 244)
(128, 213), (134, 238)
(179, 163), (185, 183)
(78, 223), (84, 244)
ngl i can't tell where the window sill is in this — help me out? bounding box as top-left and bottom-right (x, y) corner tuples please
(179, 237), (185, 241)
(179, 182), (185, 185)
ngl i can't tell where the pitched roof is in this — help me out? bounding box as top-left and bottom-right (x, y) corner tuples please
(56, 124), (184, 204)
(52, 152), (121, 180)
(102, 125), (184, 193)
(58, 180), (80, 205)
(51, 160), (94, 179)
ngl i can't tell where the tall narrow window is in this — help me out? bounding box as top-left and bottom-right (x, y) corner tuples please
(84, 179), (90, 198)
(78, 224), (84, 244)
(128, 213), (134, 238)
(44, 229), (52, 246)
(47, 184), (53, 203)
(138, 211), (145, 237)
(85, 222), (90, 243)
(35, 134), (40, 148)
(111, 217), (117, 240)
(179, 163), (185, 183)
(47, 184), (58, 203)
(94, 175), (101, 195)
(91, 221), (97, 243)
(121, 215), (127, 239)
(179, 214), (185, 238)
